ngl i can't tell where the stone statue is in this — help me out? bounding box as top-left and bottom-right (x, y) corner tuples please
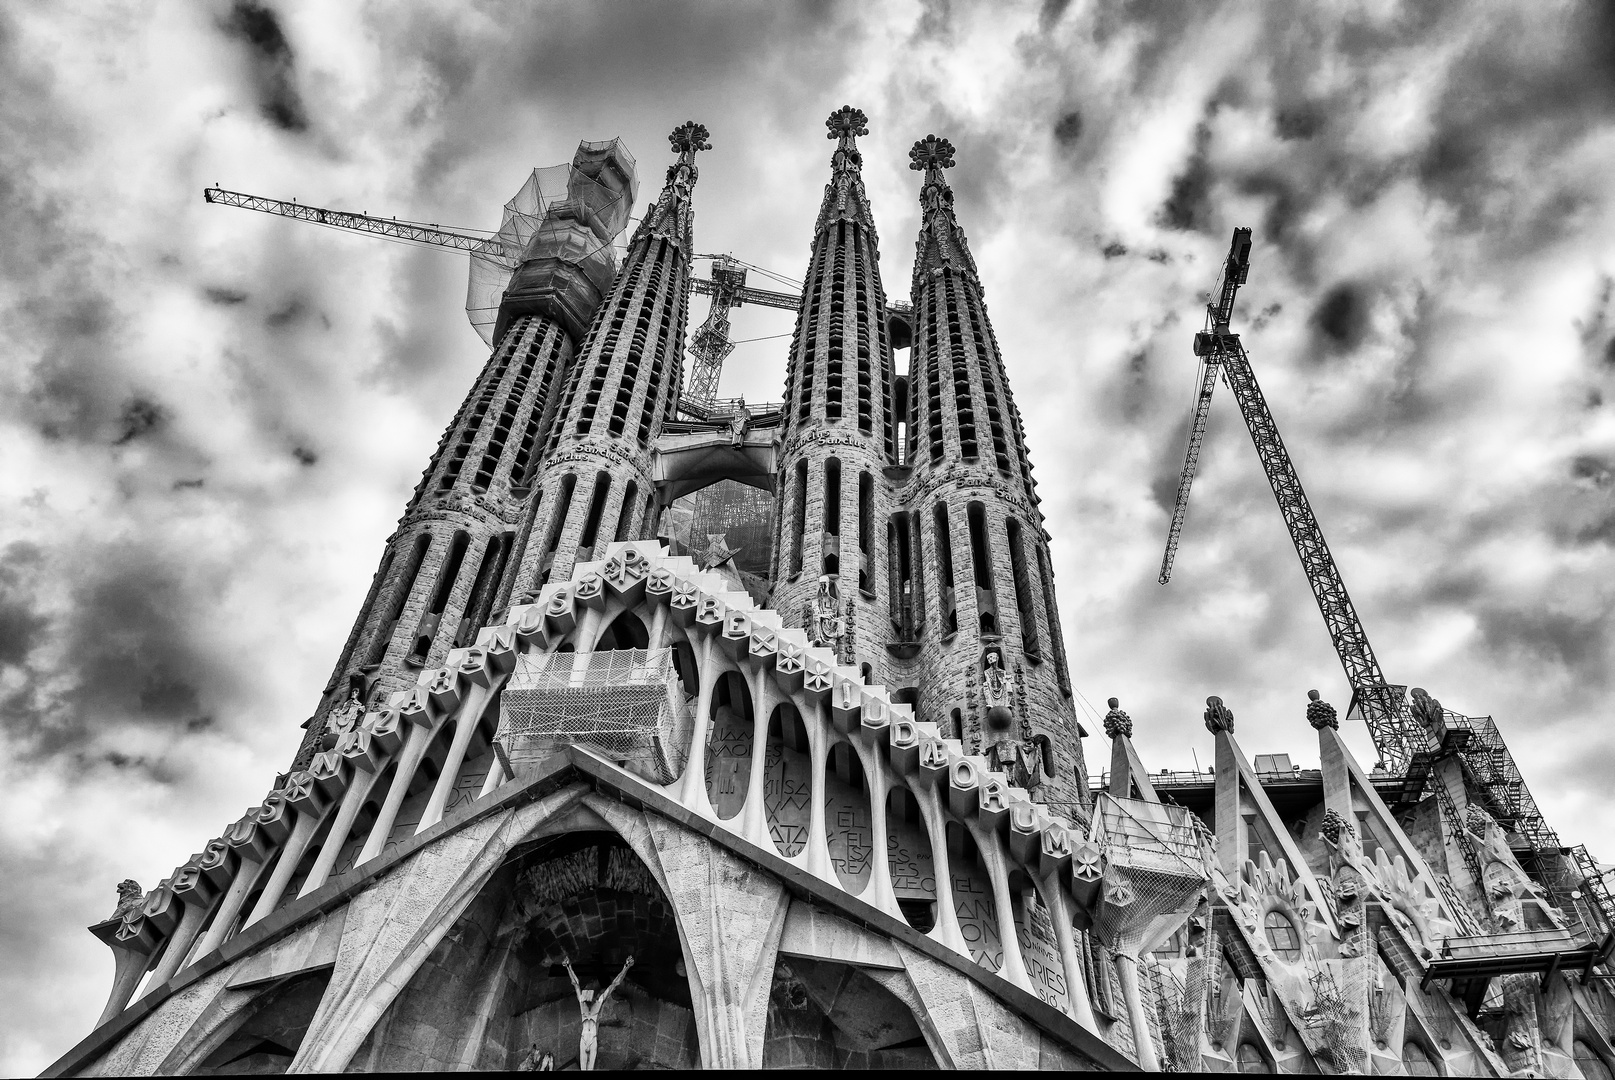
(111, 879), (145, 922)
(563, 954), (634, 1071)
(809, 574), (843, 648)
(516, 1044), (554, 1071)
(981, 646), (1012, 731)
(728, 399), (750, 448)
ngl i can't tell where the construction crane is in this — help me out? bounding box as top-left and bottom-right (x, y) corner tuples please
(1158, 228), (1429, 772)
(202, 188), (802, 411)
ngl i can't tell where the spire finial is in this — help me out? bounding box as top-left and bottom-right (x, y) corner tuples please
(909, 134), (956, 181)
(1102, 696), (1133, 740)
(1203, 695), (1235, 734)
(827, 106), (868, 145)
(1306, 689), (1338, 730)
(669, 121), (711, 164)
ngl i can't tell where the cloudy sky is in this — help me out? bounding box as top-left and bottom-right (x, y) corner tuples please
(4, 0), (1615, 1070)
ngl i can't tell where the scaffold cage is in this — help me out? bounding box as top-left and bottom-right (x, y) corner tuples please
(497, 648), (689, 783)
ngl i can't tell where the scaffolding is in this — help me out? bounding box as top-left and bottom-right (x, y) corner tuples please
(465, 139), (638, 344)
(498, 648), (689, 782)
(1088, 794), (1212, 958)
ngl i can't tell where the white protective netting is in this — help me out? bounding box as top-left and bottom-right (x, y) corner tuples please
(497, 647), (688, 781)
(1088, 794), (1213, 958)
(465, 139), (638, 344)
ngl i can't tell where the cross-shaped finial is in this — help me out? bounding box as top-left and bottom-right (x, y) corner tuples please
(909, 134), (956, 173)
(826, 106), (869, 142)
(669, 121), (712, 158)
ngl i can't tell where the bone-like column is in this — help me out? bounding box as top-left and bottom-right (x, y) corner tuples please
(193, 815), (271, 957)
(417, 682), (493, 833)
(969, 812), (1034, 991)
(737, 662), (778, 848)
(358, 716), (442, 865)
(908, 743), (970, 957)
(798, 693), (836, 884)
(144, 867), (218, 988)
(299, 760), (384, 898)
(1114, 953), (1161, 1071)
(850, 738), (902, 917)
(245, 796), (325, 927)
(677, 636), (721, 814)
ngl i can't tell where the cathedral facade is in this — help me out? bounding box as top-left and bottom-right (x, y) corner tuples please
(46, 114), (1615, 1075)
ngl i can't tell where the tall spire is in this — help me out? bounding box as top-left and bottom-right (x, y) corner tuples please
(908, 134), (978, 285)
(629, 121), (710, 254)
(816, 105), (876, 236)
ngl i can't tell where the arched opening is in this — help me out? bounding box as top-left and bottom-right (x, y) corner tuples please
(369, 533), (430, 668)
(350, 832), (699, 1071)
(949, 708), (964, 742)
(762, 956), (936, 1069)
(1236, 1042), (1272, 1073)
(856, 471), (873, 594)
(1402, 1040), (1439, 1076)
(825, 742), (873, 894)
(595, 609), (650, 651)
(188, 968), (333, 1074)
(457, 533), (511, 647)
(1262, 910), (1302, 962)
(704, 671), (754, 820)
(539, 473), (577, 585)
(887, 786), (935, 932)
(944, 821), (1000, 972)
(410, 530), (469, 664)
(763, 702), (812, 858)
(1576, 1041), (1613, 1080)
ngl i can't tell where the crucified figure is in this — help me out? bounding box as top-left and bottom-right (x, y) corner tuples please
(563, 954), (633, 1071)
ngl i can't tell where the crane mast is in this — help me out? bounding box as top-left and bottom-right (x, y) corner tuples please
(1160, 228), (1429, 771)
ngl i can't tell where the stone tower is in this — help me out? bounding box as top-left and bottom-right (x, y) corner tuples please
(773, 106), (898, 680)
(294, 139), (637, 766)
(508, 123), (710, 596)
(901, 135), (1086, 813)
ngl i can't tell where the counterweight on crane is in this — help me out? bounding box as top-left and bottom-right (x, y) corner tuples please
(1158, 228), (1430, 771)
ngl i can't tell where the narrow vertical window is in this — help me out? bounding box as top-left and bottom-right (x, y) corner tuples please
(933, 502), (957, 635)
(1037, 545), (1072, 696)
(614, 480), (639, 543)
(578, 471), (612, 554)
(789, 459), (808, 577)
(967, 502), (995, 634)
(823, 458), (841, 576)
(1006, 517), (1041, 659)
(366, 534), (429, 668)
(456, 535), (507, 646)
(412, 529), (469, 662)
(909, 509), (926, 634)
(857, 472), (873, 594)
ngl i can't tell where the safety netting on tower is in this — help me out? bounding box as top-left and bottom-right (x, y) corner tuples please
(497, 647), (688, 782)
(1087, 794), (1213, 958)
(465, 138), (639, 344)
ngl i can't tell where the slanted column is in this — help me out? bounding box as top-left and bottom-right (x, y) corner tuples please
(358, 686), (448, 865)
(1205, 695), (1247, 877)
(144, 862), (218, 988)
(677, 634), (722, 815)
(245, 773), (330, 926)
(298, 743), (384, 897)
(194, 811), (271, 957)
(418, 652), (500, 833)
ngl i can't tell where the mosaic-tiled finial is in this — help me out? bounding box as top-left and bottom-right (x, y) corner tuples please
(1102, 696), (1133, 740)
(1320, 807), (1355, 845)
(1203, 695), (1234, 734)
(1306, 688), (1338, 731)
(1409, 686), (1444, 731)
(826, 105), (869, 142)
(908, 134), (956, 174)
(669, 121), (712, 159)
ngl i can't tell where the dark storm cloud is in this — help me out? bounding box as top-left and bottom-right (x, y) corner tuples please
(217, 0), (309, 133)
(3, 542), (221, 763)
(1157, 119), (1213, 233)
(1310, 283), (1368, 353)
(204, 286), (248, 305)
(1053, 110), (1083, 148)
(0, 544), (47, 667)
(113, 396), (167, 445)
